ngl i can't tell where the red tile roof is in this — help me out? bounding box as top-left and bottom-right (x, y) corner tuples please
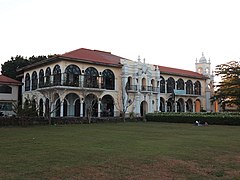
(0, 75), (22, 85)
(60, 48), (124, 66)
(157, 65), (208, 79)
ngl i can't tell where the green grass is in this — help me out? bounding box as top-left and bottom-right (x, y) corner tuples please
(0, 122), (240, 179)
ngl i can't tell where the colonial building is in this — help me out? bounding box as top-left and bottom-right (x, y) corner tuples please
(121, 57), (160, 117)
(18, 48), (214, 118)
(18, 48), (126, 118)
(0, 75), (21, 116)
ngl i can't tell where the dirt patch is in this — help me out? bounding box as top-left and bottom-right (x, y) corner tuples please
(45, 156), (240, 179)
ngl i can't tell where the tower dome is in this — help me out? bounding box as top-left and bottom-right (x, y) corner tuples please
(199, 52), (207, 63)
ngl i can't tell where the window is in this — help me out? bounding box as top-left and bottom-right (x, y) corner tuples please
(39, 69), (44, 88)
(0, 85), (12, 94)
(45, 67), (51, 86)
(84, 67), (99, 88)
(186, 80), (193, 94)
(53, 65), (61, 86)
(25, 73), (30, 91)
(0, 102), (12, 111)
(102, 69), (115, 90)
(160, 76), (165, 93)
(194, 81), (201, 95)
(65, 65), (81, 86)
(32, 71), (38, 90)
(177, 78), (184, 90)
(167, 77), (175, 93)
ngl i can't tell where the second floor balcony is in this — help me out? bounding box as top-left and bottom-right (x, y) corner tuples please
(25, 73), (115, 92)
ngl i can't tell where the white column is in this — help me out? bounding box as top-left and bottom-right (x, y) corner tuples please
(60, 101), (64, 117)
(80, 100), (84, 117)
(165, 102), (167, 112)
(135, 95), (140, 116)
(175, 102), (178, 112)
(43, 98), (46, 115)
(165, 82), (167, 93)
(149, 94), (152, 113)
(184, 102), (187, 112)
(157, 94), (160, 112)
(61, 73), (65, 85)
(193, 102), (195, 112)
(98, 100), (101, 117)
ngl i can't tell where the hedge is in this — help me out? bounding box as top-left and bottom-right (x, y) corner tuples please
(145, 112), (240, 126)
(0, 116), (144, 127)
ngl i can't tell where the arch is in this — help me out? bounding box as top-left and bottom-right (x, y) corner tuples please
(53, 65), (61, 86)
(186, 80), (193, 94)
(167, 98), (174, 112)
(140, 101), (148, 116)
(160, 76), (165, 93)
(195, 99), (201, 112)
(197, 67), (203, 74)
(151, 79), (155, 87)
(64, 93), (80, 116)
(205, 68), (209, 74)
(177, 98), (185, 112)
(102, 69), (115, 90)
(32, 71), (38, 90)
(0, 85), (12, 94)
(194, 81), (201, 95)
(39, 99), (44, 116)
(141, 78), (147, 91)
(74, 99), (80, 116)
(101, 94), (114, 117)
(45, 67), (51, 86)
(39, 69), (44, 88)
(167, 77), (175, 93)
(25, 73), (30, 91)
(160, 97), (165, 112)
(186, 99), (193, 112)
(65, 64), (81, 86)
(84, 93), (98, 117)
(84, 67), (99, 88)
(177, 78), (184, 90)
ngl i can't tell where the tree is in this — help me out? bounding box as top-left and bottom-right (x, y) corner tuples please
(115, 81), (135, 122)
(1, 55), (51, 80)
(1, 55), (29, 80)
(13, 96), (38, 117)
(213, 61), (240, 110)
(37, 88), (66, 125)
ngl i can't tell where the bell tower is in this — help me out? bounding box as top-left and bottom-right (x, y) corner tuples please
(195, 52), (211, 77)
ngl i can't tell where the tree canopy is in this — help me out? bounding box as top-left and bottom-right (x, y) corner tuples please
(1, 55), (51, 80)
(214, 61), (240, 110)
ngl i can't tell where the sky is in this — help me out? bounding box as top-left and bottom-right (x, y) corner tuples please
(1, 0), (240, 74)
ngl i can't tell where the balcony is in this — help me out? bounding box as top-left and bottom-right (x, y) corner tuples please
(141, 86), (160, 93)
(126, 85), (138, 92)
(25, 73), (115, 92)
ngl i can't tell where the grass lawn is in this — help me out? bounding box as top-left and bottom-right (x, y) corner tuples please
(0, 122), (240, 179)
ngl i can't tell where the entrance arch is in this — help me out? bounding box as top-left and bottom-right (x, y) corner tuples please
(160, 97), (165, 112)
(101, 95), (114, 117)
(84, 94), (98, 117)
(186, 99), (193, 112)
(195, 99), (201, 112)
(64, 93), (80, 116)
(167, 98), (174, 112)
(140, 101), (148, 116)
(177, 98), (185, 112)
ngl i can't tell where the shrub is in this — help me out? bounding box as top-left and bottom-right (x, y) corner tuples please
(146, 112), (240, 126)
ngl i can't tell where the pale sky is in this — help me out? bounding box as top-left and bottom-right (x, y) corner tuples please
(1, 0), (240, 73)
